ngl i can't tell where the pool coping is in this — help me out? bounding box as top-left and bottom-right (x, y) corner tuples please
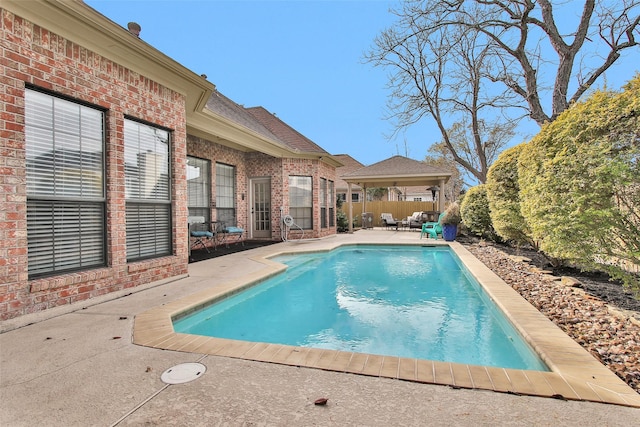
(133, 241), (640, 408)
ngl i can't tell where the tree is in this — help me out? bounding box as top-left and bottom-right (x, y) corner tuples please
(424, 143), (466, 201)
(485, 144), (534, 248)
(367, 187), (387, 201)
(367, 0), (639, 180)
(460, 184), (497, 240)
(367, 7), (523, 183)
(436, 119), (515, 184)
(518, 75), (640, 291)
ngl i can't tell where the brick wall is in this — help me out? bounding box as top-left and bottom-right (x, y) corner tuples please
(187, 134), (248, 229)
(188, 137), (337, 241)
(0, 9), (189, 320)
(282, 158), (337, 239)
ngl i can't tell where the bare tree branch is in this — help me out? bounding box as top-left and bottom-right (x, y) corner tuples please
(368, 0), (640, 128)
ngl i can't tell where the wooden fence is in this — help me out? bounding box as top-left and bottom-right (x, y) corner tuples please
(339, 201), (443, 227)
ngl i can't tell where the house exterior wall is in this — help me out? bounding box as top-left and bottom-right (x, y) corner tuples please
(282, 158), (337, 239)
(187, 135), (249, 230)
(0, 8), (189, 320)
(1, 4), (338, 322)
(246, 152), (284, 238)
(187, 140), (338, 242)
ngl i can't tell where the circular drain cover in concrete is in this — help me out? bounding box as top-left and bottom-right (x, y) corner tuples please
(160, 363), (206, 384)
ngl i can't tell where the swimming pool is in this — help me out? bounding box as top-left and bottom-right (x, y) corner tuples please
(174, 245), (548, 371)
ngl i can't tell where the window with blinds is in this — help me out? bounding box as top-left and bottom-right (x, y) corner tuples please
(320, 178), (327, 228)
(216, 163), (236, 226)
(124, 119), (171, 261)
(187, 156), (211, 228)
(288, 176), (312, 229)
(25, 88), (106, 277)
(329, 180), (335, 227)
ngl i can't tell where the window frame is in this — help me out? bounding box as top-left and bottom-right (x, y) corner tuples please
(288, 175), (313, 229)
(187, 156), (211, 229)
(215, 162), (237, 226)
(328, 180), (335, 227)
(124, 117), (172, 262)
(25, 87), (107, 278)
(320, 178), (327, 228)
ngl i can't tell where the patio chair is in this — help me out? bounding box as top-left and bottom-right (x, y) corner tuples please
(407, 211), (423, 229)
(380, 213), (399, 230)
(189, 217), (214, 253)
(213, 221), (245, 248)
(420, 212), (445, 240)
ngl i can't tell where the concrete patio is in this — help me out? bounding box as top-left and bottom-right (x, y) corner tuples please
(2, 230), (639, 426)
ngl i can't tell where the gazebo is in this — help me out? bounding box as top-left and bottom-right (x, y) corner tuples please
(340, 155), (452, 233)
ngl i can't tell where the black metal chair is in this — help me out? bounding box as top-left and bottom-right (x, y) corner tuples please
(189, 217), (214, 253)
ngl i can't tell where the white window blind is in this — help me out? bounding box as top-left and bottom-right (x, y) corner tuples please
(25, 89), (106, 277)
(329, 180), (335, 227)
(216, 163), (236, 225)
(320, 178), (327, 228)
(187, 156), (211, 225)
(124, 119), (171, 261)
(288, 176), (312, 229)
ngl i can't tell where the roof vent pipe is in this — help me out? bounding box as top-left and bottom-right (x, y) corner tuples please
(127, 22), (141, 37)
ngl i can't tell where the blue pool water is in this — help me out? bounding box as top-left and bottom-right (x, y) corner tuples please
(174, 245), (548, 371)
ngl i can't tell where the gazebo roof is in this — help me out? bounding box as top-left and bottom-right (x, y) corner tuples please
(341, 155), (451, 188)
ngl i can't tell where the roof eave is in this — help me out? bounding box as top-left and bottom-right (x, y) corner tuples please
(342, 173), (451, 187)
(5, 0), (215, 115)
(188, 110), (296, 157)
(285, 152), (344, 167)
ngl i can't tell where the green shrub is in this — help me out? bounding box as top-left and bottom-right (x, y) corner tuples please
(336, 210), (349, 233)
(518, 75), (640, 291)
(460, 185), (498, 240)
(486, 144), (534, 247)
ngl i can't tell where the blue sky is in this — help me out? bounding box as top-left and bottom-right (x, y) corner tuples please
(85, 0), (638, 166)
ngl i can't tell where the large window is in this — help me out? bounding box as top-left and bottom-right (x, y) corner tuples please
(289, 176), (312, 229)
(329, 180), (335, 227)
(320, 178), (327, 228)
(124, 119), (171, 261)
(216, 163), (236, 225)
(25, 88), (106, 277)
(187, 156), (211, 225)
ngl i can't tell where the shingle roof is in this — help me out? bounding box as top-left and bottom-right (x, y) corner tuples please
(343, 155), (450, 178)
(205, 90), (281, 142)
(334, 154), (365, 190)
(246, 106), (329, 154)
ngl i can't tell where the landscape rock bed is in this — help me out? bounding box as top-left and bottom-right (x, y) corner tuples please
(463, 241), (640, 394)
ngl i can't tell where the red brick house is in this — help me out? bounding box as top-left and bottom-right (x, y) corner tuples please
(0, 0), (340, 321)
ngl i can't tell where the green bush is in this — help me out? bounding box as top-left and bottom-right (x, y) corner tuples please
(460, 185), (498, 240)
(518, 75), (640, 291)
(486, 144), (534, 247)
(336, 210), (349, 233)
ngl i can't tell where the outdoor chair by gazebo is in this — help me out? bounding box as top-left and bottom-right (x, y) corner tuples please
(380, 213), (399, 230)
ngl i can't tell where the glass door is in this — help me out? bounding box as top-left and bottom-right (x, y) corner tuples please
(251, 178), (271, 239)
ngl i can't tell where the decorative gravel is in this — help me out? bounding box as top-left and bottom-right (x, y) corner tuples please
(463, 241), (640, 394)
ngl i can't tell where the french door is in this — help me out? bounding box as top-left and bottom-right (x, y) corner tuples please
(250, 178), (271, 239)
